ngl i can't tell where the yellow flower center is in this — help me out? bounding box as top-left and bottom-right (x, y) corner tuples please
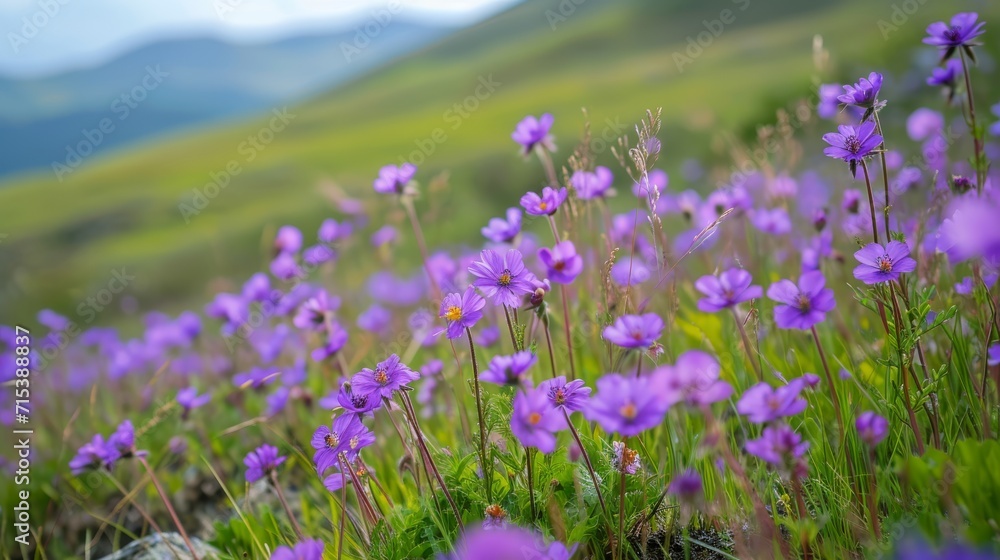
(498, 269), (512, 287)
(444, 306), (463, 322)
(324, 433), (339, 448)
(553, 388), (566, 405)
(539, 202), (548, 211)
(374, 368), (389, 385)
(528, 412), (543, 425)
(877, 256), (893, 273)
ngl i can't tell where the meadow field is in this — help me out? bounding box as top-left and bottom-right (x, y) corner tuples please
(2, 0), (1000, 558)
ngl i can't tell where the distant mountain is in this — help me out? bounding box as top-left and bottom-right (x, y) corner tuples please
(0, 24), (449, 179)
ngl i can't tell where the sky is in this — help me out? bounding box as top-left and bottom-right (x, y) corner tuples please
(1, 0), (521, 77)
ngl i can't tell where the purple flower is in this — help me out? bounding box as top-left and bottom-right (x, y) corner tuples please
(611, 440), (641, 474)
(907, 108), (944, 142)
(373, 163), (417, 194)
(482, 504), (509, 531)
(371, 225), (397, 247)
(538, 241), (583, 284)
(481, 351), (537, 386)
(351, 354), (419, 401)
(817, 84), (842, 120)
(837, 72), (883, 108)
(602, 313), (663, 349)
(270, 252), (301, 281)
(38, 309), (71, 332)
(855, 411), (889, 447)
(537, 376), (591, 412)
(70, 434), (111, 474)
(520, 186), (567, 216)
(511, 385), (565, 453)
(439, 287), (486, 339)
(745, 424), (810, 471)
(842, 189), (861, 214)
(481, 208), (522, 243)
(312, 414), (373, 473)
(108, 420), (145, 461)
(244, 444), (286, 483)
(311, 321), (348, 362)
(335, 381), (381, 416)
(357, 304), (392, 334)
(318, 218), (344, 243)
(823, 121), (883, 177)
(571, 166), (614, 200)
(853, 241), (917, 284)
(737, 381), (808, 423)
(654, 350), (733, 407)
(443, 526), (574, 560)
(242, 273), (272, 302)
(667, 469), (703, 502)
(695, 269), (762, 312)
(293, 289), (339, 331)
(988, 343), (1000, 366)
(469, 249), (535, 308)
(766, 271), (836, 330)
(584, 374), (668, 436)
(176, 387), (210, 414)
(924, 12), (986, 60)
(274, 226), (302, 255)
(477, 325), (500, 347)
(266, 387), (290, 417)
(927, 59), (962, 91)
(512, 113), (555, 154)
(271, 538), (324, 560)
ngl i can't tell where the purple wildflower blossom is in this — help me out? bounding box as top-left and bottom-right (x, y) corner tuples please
(311, 321), (349, 362)
(737, 381), (808, 423)
(853, 241), (917, 284)
(695, 268), (762, 312)
(512, 113), (555, 155)
(823, 121), (883, 177)
(538, 241), (583, 284)
(668, 469), (703, 502)
(38, 309), (71, 332)
(351, 354), (419, 401)
(293, 289), (339, 331)
(987, 343), (1000, 366)
(176, 387), (210, 414)
(654, 350), (733, 408)
(312, 414), (373, 473)
(373, 163), (417, 194)
(537, 376), (591, 412)
(837, 72), (883, 108)
(481, 207), (522, 243)
(767, 271), (836, 330)
(511, 385), (565, 453)
(318, 218), (344, 243)
(611, 440), (641, 475)
(70, 434), (111, 474)
(357, 304), (392, 334)
(745, 423), (810, 471)
(444, 526), (574, 560)
(336, 381), (381, 416)
(520, 186), (567, 216)
(270, 539), (324, 560)
(584, 374), (669, 436)
(274, 226), (302, 255)
(439, 287), (486, 339)
(244, 444), (286, 483)
(481, 351), (537, 386)
(572, 166), (614, 200)
(469, 249), (535, 308)
(923, 12), (986, 60)
(855, 411), (889, 447)
(602, 313), (664, 349)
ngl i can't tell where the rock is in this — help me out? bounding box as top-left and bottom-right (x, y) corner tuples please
(98, 532), (218, 560)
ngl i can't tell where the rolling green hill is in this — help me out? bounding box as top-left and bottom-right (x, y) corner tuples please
(0, 0), (995, 322)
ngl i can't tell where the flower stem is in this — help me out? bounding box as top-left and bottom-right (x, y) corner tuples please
(138, 456), (200, 560)
(860, 161), (880, 244)
(503, 304), (520, 352)
(616, 436), (628, 560)
(864, 450), (882, 540)
(562, 410), (609, 517)
(399, 391), (465, 530)
(560, 285), (577, 380)
(542, 313), (557, 378)
(810, 326), (845, 443)
(270, 471), (304, 539)
(872, 112), (892, 242)
(337, 472), (347, 560)
(536, 146), (560, 188)
(401, 195), (442, 301)
(958, 49), (985, 195)
(525, 447), (537, 522)
(732, 307), (763, 381)
(466, 328), (493, 503)
(791, 472), (812, 560)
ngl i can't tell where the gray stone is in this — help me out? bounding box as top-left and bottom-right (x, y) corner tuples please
(99, 532), (219, 560)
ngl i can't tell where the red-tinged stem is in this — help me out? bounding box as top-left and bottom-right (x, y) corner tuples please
(562, 410), (609, 517)
(860, 161), (880, 244)
(958, 49), (985, 195)
(864, 450), (882, 540)
(616, 437), (628, 560)
(399, 392), (464, 530)
(810, 326), (845, 444)
(525, 447), (537, 522)
(542, 313), (557, 378)
(792, 472), (812, 560)
(270, 471), (304, 539)
(503, 305), (519, 352)
(466, 328), (493, 503)
(872, 112), (892, 242)
(138, 456), (199, 560)
(536, 146), (560, 188)
(337, 465), (347, 560)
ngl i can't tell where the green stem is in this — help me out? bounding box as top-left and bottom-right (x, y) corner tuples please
(466, 328), (493, 503)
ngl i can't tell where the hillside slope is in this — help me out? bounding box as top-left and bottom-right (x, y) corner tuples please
(0, 0), (994, 321)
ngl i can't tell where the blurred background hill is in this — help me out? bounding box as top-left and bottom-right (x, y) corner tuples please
(0, 0), (997, 326)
